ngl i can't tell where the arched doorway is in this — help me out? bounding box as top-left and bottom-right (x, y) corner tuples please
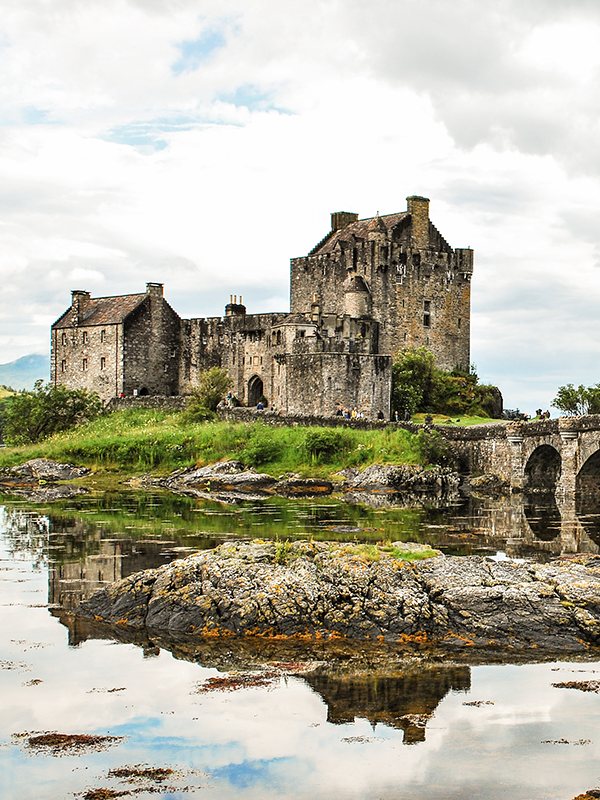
(138, 387), (149, 396)
(524, 445), (561, 490)
(248, 375), (264, 407)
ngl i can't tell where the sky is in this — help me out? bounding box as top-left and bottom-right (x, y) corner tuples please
(2, 0), (600, 412)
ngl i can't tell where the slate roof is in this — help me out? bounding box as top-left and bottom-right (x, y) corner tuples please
(52, 293), (147, 329)
(310, 212), (410, 256)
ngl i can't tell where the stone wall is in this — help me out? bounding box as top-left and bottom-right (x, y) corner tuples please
(106, 395), (189, 412)
(51, 321), (124, 403)
(122, 292), (181, 397)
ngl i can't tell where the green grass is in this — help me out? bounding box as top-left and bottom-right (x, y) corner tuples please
(411, 412), (502, 426)
(332, 542), (438, 562)
(0, 387), (14, 399)
(0, 407), (432, 476)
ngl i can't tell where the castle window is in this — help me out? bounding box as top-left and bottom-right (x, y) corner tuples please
(100, 329), (106, 342)
(276, 330), (281, 345)
(458, 318), (462, 329)
(253, 356), (260, 366)
(100, 357), (106, 370)
(61, 359), (67, 372)
(272, 332), (276, 345)
(424, 300), (431, 312)
(82, 331), (88, 344)
(423, 314), (430, 327)
(82, 358), (88, 371)
(298, 330), (305, 338)
(61, 332), (67, 345)
(260, 357), (263, 365)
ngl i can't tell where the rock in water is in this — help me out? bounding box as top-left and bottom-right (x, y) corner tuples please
(77, 543), (600, 653)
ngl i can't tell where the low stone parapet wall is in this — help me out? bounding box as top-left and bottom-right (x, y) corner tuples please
(105, 396), (189, 412)
(216, 405), (392, 431)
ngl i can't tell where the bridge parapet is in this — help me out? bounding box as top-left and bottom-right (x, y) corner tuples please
(444, 415), (600, 493)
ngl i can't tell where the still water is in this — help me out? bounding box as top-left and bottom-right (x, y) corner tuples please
(3, 488), (600, 799)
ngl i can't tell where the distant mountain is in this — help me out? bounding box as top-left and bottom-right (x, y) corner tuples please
(0, 354), (50, 391)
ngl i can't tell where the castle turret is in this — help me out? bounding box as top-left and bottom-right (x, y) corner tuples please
(343, 274), (371, 317)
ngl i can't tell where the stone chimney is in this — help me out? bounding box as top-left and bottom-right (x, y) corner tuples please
(406, 196), (430, 249)
(331, 211), (358, 232)
(146, 282), (164, 297)
(70, 290), (90, 325)
(225, 294), (246, 316)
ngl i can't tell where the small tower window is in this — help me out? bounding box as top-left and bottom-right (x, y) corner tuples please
(82, 331), (88, 344)
(100, 329), (106, 342)
(423, 314), (430, 327)
(100, 357), (106, 370)
(61, 359), (67, 372)
(82, 358), (88, 371)
(61, 332), (67, 345)
(458, 318), (462, 329)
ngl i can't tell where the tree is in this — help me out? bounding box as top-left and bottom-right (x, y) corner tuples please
(552, 383), (600, 416)
(391, 347), (438, 415)
(187, 367), (233, 413)
(1, 381), (103, 445)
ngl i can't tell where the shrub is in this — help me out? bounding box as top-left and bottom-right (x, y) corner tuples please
(240, 426), (283, 466)
(304, 429), (346, 461)
(415, 429), (452, 467)
(187, 367), (233, 413)
(2, 381), (103, 445)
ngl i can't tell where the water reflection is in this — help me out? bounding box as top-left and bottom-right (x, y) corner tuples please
(304, 663), (470, 743)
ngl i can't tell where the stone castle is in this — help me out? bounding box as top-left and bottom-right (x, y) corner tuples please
(51, 196), (473, 416)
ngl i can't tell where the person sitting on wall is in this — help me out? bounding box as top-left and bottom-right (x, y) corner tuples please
(404, 409), (411, 422)
(394, 410), (399, 422)
(256, 401), (264, 410)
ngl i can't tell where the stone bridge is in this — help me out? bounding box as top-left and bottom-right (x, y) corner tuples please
(442, 415), (600, 494)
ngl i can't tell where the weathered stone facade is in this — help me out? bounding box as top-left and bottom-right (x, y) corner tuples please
(51, 196), (472, 415)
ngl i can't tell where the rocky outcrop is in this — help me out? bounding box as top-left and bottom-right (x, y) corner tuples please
(77, 540), (600, 653)
(9, 458), (90, 481)
(138, 460), (460, 505)
(0, 459), (90, 502)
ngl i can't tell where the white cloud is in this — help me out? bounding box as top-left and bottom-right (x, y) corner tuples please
(0, 0), (599, 410)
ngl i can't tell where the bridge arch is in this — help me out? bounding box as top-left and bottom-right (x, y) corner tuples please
(524, 444), (561, 490)
(576, 449), (600, 496)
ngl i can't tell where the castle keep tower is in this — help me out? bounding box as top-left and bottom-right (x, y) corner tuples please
(290, 196), (472, 371)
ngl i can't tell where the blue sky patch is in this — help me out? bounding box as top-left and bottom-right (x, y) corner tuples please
(213, 757), (295, 791)
(218, 83), (289, 114)
(172, 28), (227, 75)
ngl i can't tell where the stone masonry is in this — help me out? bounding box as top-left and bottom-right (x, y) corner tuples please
(51, 196), (472, 416)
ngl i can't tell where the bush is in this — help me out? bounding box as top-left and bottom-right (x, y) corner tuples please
(240, 426), (283, 466)
(187, 367), (233, 413)
(2, 381), (103, 445)
(392, 348), (502, 418)
(415, 430), (452, 467)
(304, 429), (346, 461)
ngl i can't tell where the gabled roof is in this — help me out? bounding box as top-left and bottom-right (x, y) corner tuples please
(310, 212), (410, 256)
(52, 293), (147, 329)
